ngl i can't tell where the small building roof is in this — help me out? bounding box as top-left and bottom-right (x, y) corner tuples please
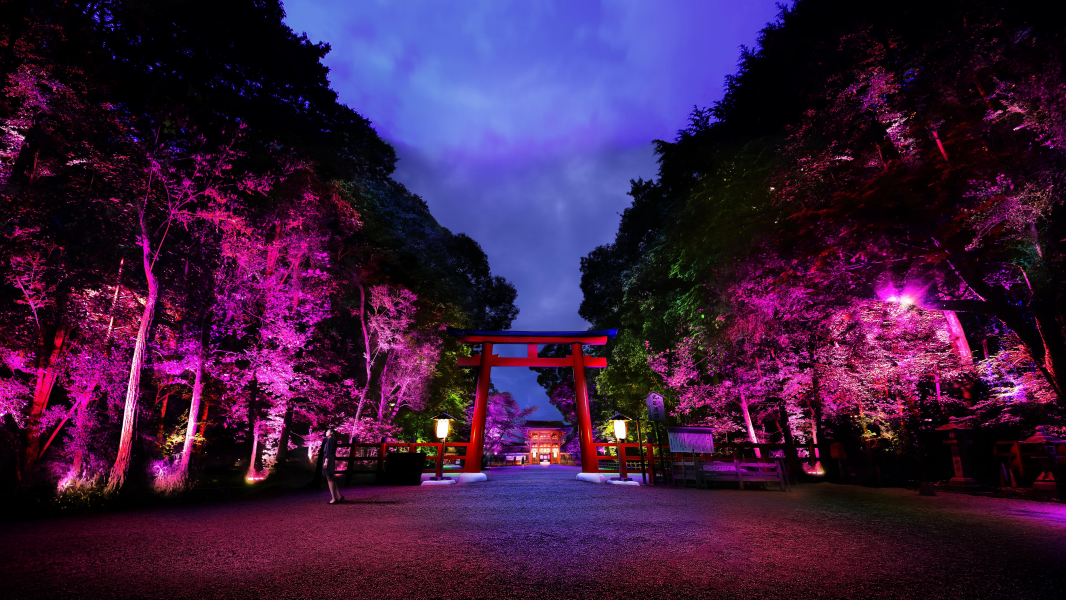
(522, 420), (570, 430)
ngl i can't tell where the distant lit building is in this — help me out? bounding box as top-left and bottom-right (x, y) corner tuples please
(524, 421), (569, 464)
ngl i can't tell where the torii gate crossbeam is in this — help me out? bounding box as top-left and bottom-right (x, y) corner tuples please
(449, 328), (617, 474)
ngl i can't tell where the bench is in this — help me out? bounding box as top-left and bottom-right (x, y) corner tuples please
(701, 458), (789, 491)
(670, 456), (788, 491)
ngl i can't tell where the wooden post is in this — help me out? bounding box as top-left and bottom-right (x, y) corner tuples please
(572, 343), (599, 473)
(436, 439), (446, 480)
(344, 437), (359, 486)
(376, 441), (386, 484)
(467, 342), (493, 473)
(617, 440), (629, 480)
(656, 421), (668, 484)
(636, 417), (647, 484)
(647, 443), (656, 485)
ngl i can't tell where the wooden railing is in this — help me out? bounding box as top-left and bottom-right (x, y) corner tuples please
(333, 441), (473, 483)
(590, 441), (822, 484)
(593, 442), (658, 480)
(328, 438), (826, 485)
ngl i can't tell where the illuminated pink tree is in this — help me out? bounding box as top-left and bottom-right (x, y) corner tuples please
(467, 391), (537, 456)
(107, 133), (260, 493)
(207, 193), (335, 480)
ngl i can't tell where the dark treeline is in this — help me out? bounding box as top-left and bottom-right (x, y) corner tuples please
(0, 1), (516, 496)
(570, 0), (1066, 484)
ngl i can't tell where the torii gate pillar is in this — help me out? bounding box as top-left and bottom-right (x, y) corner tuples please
(450, 329), (617, 474)
(467, 341), (494, 471)
(570, 342), (599, 473)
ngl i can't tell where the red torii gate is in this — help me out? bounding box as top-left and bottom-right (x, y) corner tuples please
(449, 328), (617, 474)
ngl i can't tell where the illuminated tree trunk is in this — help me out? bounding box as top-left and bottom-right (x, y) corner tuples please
(247, 421), (261, 479)
(375, 363), (390, 424)
(245, 374), (261, 480)
(21, 325), (71, 484)
(934, 279), (1066, 403)
(107, 208), (160, 493)
(808, 366), (823, 459)
(178, 349), (204, 474)
(69, 379), (98, 478)
(274, 401), (294, 470)
(739, 390), (762, 459)
(355, 281), (371, 420)
(943, 311), (972, 365)
(1032, 311), (1066, 402)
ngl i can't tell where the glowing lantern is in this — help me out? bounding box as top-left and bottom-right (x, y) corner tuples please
(435, 412), (453, 440)
(430, 412), (454, 481)
(609, 412), (632, 482)
(611, 412), (630, 441)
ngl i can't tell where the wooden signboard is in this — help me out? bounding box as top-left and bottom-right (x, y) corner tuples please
(646, 392), (666, 422)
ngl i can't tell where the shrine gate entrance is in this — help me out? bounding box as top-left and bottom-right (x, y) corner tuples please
(449, 328), (616, 474)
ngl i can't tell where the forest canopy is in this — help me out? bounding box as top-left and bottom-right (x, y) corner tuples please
(0, 0), (517, 494)
(576, 0), (1066, 477)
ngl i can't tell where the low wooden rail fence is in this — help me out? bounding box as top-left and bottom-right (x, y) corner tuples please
(327, 438), (824, 485)
(333, 441), (472, 484)
(591, 441), (821, 485)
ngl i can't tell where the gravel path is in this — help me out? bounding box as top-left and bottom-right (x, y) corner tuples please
(2, 465), (1064, 599)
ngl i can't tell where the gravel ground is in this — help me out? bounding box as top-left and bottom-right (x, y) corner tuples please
(1, 465), (1065, 600)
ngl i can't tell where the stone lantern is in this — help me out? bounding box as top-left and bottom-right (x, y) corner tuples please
(1022, 426), (1065, 493)
(937, 418), (980, 492)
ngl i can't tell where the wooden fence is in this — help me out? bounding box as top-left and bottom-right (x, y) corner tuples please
(333, 441), (472, 483)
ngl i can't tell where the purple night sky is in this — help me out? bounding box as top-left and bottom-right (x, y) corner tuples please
(283, 1), (783, 419)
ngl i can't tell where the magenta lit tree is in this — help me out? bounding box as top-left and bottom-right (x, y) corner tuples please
(465, 391), (538, 457)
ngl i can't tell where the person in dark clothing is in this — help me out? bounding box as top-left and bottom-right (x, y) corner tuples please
(322, 428), (344, 504)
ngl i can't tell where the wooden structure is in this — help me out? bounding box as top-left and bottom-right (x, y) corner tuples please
(683, 457), (789, 491)
(666, 442), (804, 490)
(450, 328), (616, 474)
(524, 421), (569, 464)
(332, 440), (472, 482)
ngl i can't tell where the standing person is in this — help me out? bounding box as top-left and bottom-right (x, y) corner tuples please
(322, 428), (344, 504)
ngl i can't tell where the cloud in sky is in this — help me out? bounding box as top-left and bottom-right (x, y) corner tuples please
(284, 0), (783, 418)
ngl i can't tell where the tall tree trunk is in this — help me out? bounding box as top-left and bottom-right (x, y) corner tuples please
(1032, 308), (1066, 401)
(376, 363), (390, 424)
(808, 365), (823, 459)
(778, 400), (801, 484)
(106, 207), (160, 493)
(69, 379), (99, 479)
(934, 272), (1066, 403)
(197, 398), (210, 441)
(21, 325), (71, 484)
(245, 374), (260, 480)
(355, 281), (372, 420)
(247, 421), (261, 480)
(943, 311), (973, 364)
(178, 348), (204, 475)
(739, 390), (762, 459)
(275, 401), (294, 470)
